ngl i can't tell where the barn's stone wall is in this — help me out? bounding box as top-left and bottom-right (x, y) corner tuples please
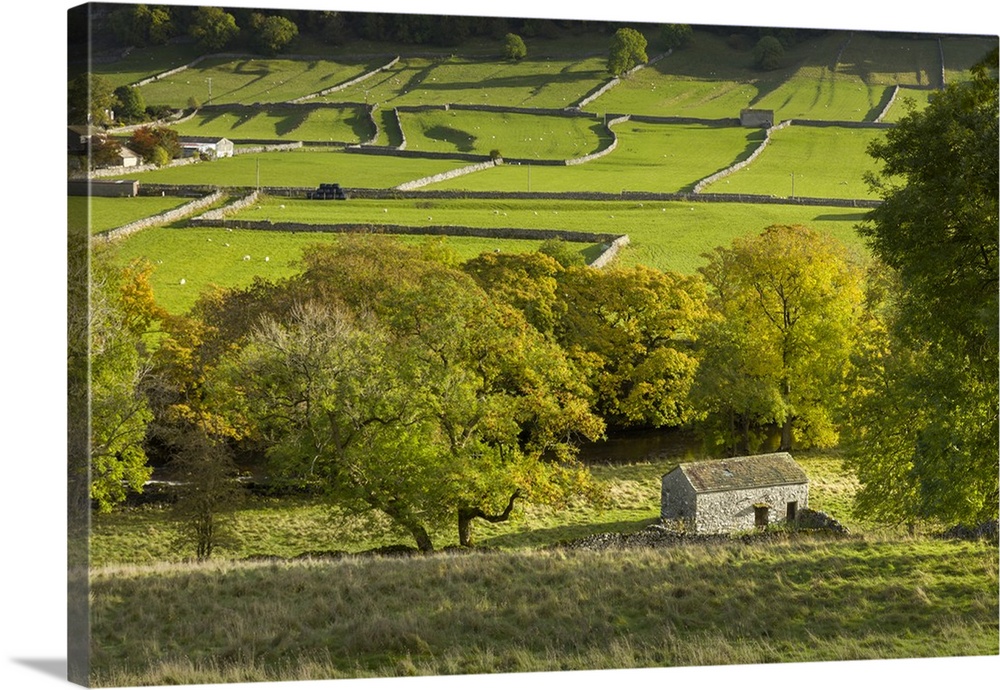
(661, 471), (698, 524)
(694, 484), (809, 534)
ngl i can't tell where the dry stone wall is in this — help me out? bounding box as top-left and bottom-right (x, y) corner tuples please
(396, 159), (497, 189)
(95, 190), (225, 243)
(692, 120), (791, 193)
(589, 234), (630, 268)
(291, 57), (400, 103)
(192, 190), (260, 221)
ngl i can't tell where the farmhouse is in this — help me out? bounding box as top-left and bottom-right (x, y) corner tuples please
(740, 108), (775, 127)
(179, 136), (235, 159)
(661, 452), (808, 534)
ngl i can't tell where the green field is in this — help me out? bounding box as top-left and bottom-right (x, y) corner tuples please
(90, 451), (864, 567)
(138, 57), (376, 107)
(70, 195), (194, 235)
(228, 197), (870, 272)
(173, 104), (372, 142)
(399, 109), (606, 158)
(87, 448), (998, 684)
(324, 54), (609, 109)
(119, 149), (471, 188)
(84, 43), (205, 88)
(111, 222), (596, 314)
(702, 126), (886, 199)
(431, 122), (764, 192)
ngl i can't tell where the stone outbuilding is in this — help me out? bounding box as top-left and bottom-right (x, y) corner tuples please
(739, 108), (775, 127)
(661, 452), (808, 534)
(179, 136), (235, 159)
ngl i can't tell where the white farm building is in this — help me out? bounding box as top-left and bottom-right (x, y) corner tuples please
(179, 136), (235, 159)
(661, 453), (808, 534)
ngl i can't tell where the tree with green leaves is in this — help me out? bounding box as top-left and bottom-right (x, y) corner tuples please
(843, 48), (998, 526)
(128, 125), (181, 163)
(660, 24), (693, 50)
(88, 253), (163, 512)
(168, 425), (244, 560)
(189, 5), (239, 51)
(753, 35), (784, 70)
(108, 4), (174, 46)
(607, 27), (648, 76)
(68, 72), (115, 126)
(555, 264), (708, 429)
(249, 12), (299, 55)
(697, 225), (864, 452)
(204, 238), (603, 550)
(113, 85), (146, 123)
(504, 32), (527, 61)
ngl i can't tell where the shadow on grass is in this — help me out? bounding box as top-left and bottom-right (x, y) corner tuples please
(425, 125), (477, 152)
(813, 212), (870, 222)
(478, 516), (659, 549)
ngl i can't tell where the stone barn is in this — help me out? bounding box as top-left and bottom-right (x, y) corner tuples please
(660, 452), (808, 534)
(740, 108), (775, 127)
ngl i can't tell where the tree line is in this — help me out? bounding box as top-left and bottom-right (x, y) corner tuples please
(85, 46), (998, 557)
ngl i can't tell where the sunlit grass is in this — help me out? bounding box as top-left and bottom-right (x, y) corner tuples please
(87, 537), (999, 686)
(432, 122), (763, 193)
(137, 57), (375, 107)
(119, 149), (470, 188)
(329, 54), (608, 109)
(399, 109), (605, 159)
(702, 126), (884, 200)
(110, 221), (587, 314)
(172, 104), (373, 143)
(72, 195), (194, 235)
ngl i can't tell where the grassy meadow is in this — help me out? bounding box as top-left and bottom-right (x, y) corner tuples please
(327, 55), (610, 109)
(87, 536), (998, 686)
(119, 148), (471, 188)
(91, 451), (863, 567)
(399, 109), (607, 158)
(72, 195), (194, 235)
(431, 122), (764, 192)
(78, 23), (1000, 687)
(701, 126), (886, 199)
(110, 221), (596, 314)
(109, 196), (870, 315)
(173, 104), (373, 142)
(137, 57), (377, 107)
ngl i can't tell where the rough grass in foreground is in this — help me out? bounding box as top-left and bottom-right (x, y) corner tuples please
(87, 537), (998, 686)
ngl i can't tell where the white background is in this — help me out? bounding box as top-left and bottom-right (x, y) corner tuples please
(2, 1), (997, 689)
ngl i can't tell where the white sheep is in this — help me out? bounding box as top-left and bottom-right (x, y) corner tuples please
(243, 255), (251, 261)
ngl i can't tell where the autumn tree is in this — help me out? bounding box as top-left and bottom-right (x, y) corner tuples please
(205, 238), (603, 550)
(555, 264), (708, 429)
(696, 225), (864, 452)
(607, 27), (648, 76)
(128, 126), (181, 164)
(88, 252), (164, 511)
(843, 48), (998, 525)
(462, 250), (566, 336)
(89, 136), (123, 169)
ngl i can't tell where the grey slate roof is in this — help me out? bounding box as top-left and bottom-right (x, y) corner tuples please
(669, 452), (808, 493)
